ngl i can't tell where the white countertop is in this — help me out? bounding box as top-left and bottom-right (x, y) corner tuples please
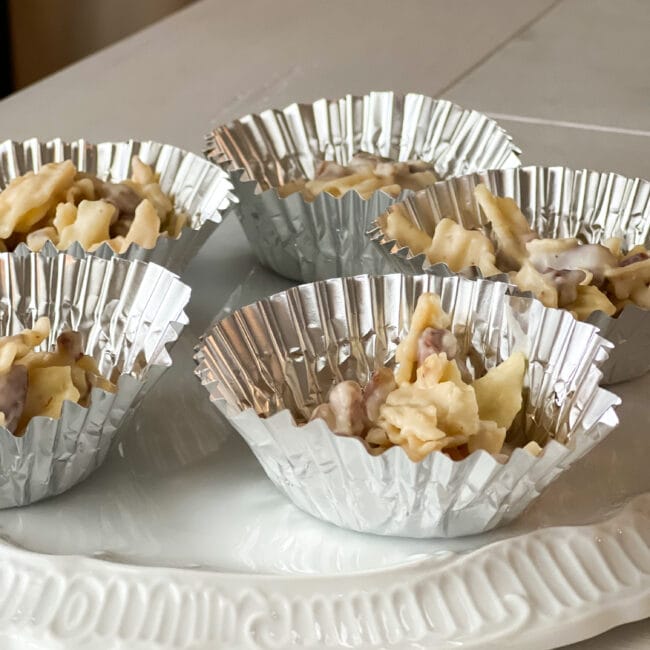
(0, 0), (648, 647)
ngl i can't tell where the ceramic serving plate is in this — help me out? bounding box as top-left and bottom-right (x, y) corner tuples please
(0, 265), (647, 650)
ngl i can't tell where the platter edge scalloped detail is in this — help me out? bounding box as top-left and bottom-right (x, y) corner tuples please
(0, 493), (646, 650)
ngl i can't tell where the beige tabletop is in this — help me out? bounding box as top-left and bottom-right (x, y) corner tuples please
(0, 0), (648, 647)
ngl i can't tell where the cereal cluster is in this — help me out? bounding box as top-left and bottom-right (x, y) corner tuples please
(0, 318), (114, 436)
(310, 293), (539, 462)
(0, 157), (187, 253)
(383, 184), (650, 320)
(278, 152), (437, 201)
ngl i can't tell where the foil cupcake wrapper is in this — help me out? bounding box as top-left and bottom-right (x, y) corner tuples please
(368, 166), (650, 384)
(0, 138), (239, 274)
(205, 92), (522, 282)
(195, 273), (620, 538)
(0, 249), (190, 507)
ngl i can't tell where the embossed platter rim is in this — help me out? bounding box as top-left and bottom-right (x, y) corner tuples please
(0, 265), (646, 650)
(0, 495), (646, 650)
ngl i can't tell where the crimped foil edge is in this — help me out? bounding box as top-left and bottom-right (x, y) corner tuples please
(205, 92), (522, 282)
(195, 273), (619, 538)
(0, 250), (191, 507)
(368, 165), (650, 384)
(0, 138), (239, 274)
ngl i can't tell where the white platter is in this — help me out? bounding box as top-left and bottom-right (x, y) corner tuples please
(0, 247), (648, 649)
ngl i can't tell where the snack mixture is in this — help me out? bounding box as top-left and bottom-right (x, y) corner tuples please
(0, 156), (188, 253)
(310, 293), (539, 462)
(0, 318), (115, 436)
(382, 184), (650, 320)
(278, 152), (437, 201)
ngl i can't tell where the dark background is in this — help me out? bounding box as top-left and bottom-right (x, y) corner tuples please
(0, 1), (11, 98)
(0, 0), (193, 100)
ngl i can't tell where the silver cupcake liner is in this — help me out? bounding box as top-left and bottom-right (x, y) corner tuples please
(0, 249), (190, 507)
(0, 138), (239, 274)
(205, 92), (522, 282)
(195, 273), (619, 538)
(368, 166), (650, 384)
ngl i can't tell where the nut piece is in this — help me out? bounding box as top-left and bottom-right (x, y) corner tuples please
(0, 365), (28, 434)
(309, 402), (336, 430)
(56, 331), (83, 361)
(417, 327), (458, 364)
(97, 181), (142, 221)
(328, 380), (366, 436)
(543, 269), (587, 307)
(363, 368), (396, 422)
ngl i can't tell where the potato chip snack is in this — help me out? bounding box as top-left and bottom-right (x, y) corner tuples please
(383, 184), (650, 320)
(0, 156), (188, 253)
(310, 293), (534, 463)
(278, 152), (437, 202)
(0, 318), (115, 436)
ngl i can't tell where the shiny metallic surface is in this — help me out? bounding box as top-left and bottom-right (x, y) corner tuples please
(368, 166), (650, 384)
(195, 273), (619, 538)
(0, 138), (239, 273)
(205, 92), (522, 281)
(0, 249), (190, 507)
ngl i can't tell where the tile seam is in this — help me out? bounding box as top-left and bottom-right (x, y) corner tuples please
(436, 0), (565, 96)
(486, 113), (650, 139)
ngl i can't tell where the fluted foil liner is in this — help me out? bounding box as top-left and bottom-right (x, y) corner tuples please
(0, 250), (190, 507)
(205, 92), (522, 282)
(369, 166), (650, 384)
(0, 138), (239, 273)
(195, 273), (619, 538)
